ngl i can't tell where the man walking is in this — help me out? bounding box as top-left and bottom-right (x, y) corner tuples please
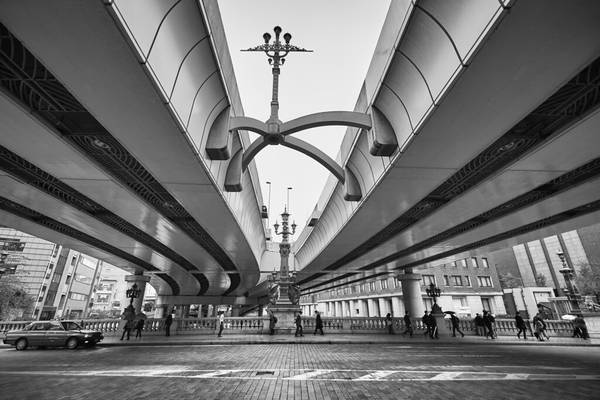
(450, 313), (464, 337)
(295, 311), (304, 337)
(134, 318), (144, 339)
(474, 313), (485, 336)
(422, 311), (431, 338)
(314, 310), (324, 335)
(217, 311), (225, 337)
(483, 310), (495, 339)
(515, 311), (527, 340)
(165, 312), (173, 337)
(402, 311), (413, 337)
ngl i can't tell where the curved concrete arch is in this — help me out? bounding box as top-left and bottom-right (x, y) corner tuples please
(369, 106), (398, 156)
(205, 105), (231, 160)
(282, 136), (345, 182)
(224, 148), (243, 192)
(280, 111), (372, 136)
(229, 116), (268, 136)
(241, 138), (269, 172)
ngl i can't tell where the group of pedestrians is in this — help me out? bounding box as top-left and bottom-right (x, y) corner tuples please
(119, 310), (147, 340)
(473, 310), (496, 339)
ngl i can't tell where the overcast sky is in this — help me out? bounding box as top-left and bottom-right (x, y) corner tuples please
(218, 0), (391, 241)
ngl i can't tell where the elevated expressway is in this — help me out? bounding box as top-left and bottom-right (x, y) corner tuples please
(293, 0), (600, 308)
(0, 0), (269, 308)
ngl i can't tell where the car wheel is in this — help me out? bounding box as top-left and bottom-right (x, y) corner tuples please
(15, 338), (28, 351)
(66, 337), (79, 350)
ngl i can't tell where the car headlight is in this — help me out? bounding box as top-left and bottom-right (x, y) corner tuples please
(84, 334), (92, 338)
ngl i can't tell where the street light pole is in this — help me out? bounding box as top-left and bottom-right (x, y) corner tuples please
(557, 251), (583, 313)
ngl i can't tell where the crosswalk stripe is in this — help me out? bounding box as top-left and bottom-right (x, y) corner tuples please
(429, 372), (463, 380)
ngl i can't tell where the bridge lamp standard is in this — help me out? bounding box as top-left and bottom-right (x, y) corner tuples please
(425, 283), (442, 314)
(126, 283), (141, 307)
(557, 251), (582, 313)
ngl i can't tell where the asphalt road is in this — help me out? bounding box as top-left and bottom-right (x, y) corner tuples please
(1, 343), (599, 399)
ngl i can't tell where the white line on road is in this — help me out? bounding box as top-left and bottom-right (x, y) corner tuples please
(286, 370), (332, 380)
(354, 371), (397, 381)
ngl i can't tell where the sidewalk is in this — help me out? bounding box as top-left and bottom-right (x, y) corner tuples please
(95, 333), (599, 347)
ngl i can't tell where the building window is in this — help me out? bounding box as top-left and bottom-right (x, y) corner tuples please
(65, 275), (71, 285)
(393, 277), (401, 288)
(459, 259), (467, 268)
(452, 275), (463, 286)
(451, 261), (457, 268)
(452, 296), (468, 309)
(464, 276), (472, 287)
(481, 257), (489, 268)
(477, 276), (493, 287)
(481, 297), (493, 313)
(470, 257), (478, 268)
(369, 282), (376, 292)
(70, 256), (77, 266)
(443, 275), (450, 286)
(68, 292), (86, 301)
(58, 295), (66, 308)
(422, 275), (436, 286)
(380, 279), (388, 290)
(423, 298), (433, 311)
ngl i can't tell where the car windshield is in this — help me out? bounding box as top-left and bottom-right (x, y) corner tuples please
(61, 321), (82, 331)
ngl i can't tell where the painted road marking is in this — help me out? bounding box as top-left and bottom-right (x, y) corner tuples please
(286, 370), (332, 380)
(354, 371), (397, 381)
(2, 369), (599, 382)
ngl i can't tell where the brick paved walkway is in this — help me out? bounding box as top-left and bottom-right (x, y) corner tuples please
(1, 341), (599, 399)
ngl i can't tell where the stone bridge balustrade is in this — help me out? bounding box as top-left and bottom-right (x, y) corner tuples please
(0, 317), (587, 337)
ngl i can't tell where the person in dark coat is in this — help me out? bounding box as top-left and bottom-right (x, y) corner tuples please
(429, 312), (439, 339)
(483, 310), (495, 339)
(314, 310), (324, 335)
(120, 319), (132, 341)
(385, 313), (393, 334)
(402, 311), (413, 336)
(422, 311), (431, 338)
(573, 314), (589, 339)
(474, 313), (485, 336)
(165, 313), (173, 337)
(450, 314), (464, 337)
(268, 310), (277, 335)
(515, 311), (527, 340)
(134, 318), (144, 338)
(294, 311), (304, 337)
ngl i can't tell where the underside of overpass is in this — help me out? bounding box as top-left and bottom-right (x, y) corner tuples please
(1, 0), (599, 313)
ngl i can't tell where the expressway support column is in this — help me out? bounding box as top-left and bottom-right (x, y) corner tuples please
(398, 269), (424, 319)
(125, 273), (151, 316)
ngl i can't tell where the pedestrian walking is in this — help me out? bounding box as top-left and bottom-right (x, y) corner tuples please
(402, 311), (413, 337)
(429, 313), (439, 339)
(483, 310), (496, 339)
(450, 314), (464, 338)
(572, 314), (589, 340)
(294, 311), (304, 337)
(217, 312), (225, 337)
(385, 313), (394, 334)
(515, 311), (527, 340)
(120, 319), (131, 341)
(165, 312), (173, 337)
(422, 311), (431, 338)
(474, 313), (485, 336)
(134, 318), (144, 338)
(314, 310), (324, 335)
(533, 313), (549, 341)
(269, 310), (277, 335)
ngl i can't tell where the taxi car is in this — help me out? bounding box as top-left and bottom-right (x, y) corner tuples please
(3, 320), (104, 350)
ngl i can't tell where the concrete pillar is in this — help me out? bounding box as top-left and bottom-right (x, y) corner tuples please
(399, 268), (424, 318)
(154, 296), (168, 319)
(392, 297), (403, 317)
(335, 302), (342, 317)
(124, 273), (151, 316)
(358, 299), (367, 316)
(378, 298), (387, 316)
(367, 299), (376, 317)
(341, 301), (348, 317)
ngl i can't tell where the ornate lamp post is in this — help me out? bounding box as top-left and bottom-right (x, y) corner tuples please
(242, 26), (312, 133)
(126, 283), (141, 306)
(557, 251), (583, 313)
(425, 282), (442, 314)
(271, 206), (299, 306)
